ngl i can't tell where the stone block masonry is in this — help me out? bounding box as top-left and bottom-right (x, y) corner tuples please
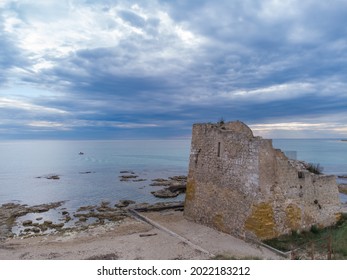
(184, 121), (341, 240)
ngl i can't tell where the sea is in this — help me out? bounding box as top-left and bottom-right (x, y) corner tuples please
(1, 139), (347, 210)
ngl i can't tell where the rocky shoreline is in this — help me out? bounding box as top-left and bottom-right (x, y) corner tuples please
(0, 199), (184, 241)
(0, 204), (281, 260)
(0, 201), (65, 240)
(3, 169), (345, 243)
(150, 176), (187, 198)
(1, 171), (188, 241)
(119, 171), (187, 198)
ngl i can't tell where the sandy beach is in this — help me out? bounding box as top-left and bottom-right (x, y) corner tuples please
(0, 209), (282, 260)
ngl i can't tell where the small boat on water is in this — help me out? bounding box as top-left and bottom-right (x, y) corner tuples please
(79, 152), (84, 155)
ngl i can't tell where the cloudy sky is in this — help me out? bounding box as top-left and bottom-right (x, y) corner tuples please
(0, 0), (346, 139)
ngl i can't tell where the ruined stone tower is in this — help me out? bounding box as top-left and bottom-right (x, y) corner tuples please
(184, 121), (341, 240)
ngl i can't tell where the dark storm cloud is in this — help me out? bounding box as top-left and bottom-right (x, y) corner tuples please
(0, 0), (347, 139)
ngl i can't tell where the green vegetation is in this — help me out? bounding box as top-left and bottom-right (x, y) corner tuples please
(310, 224), (320, 234)
(264, 213), (347, 259)
(217, 117), (225, 126)
(306, 163), (323, 175)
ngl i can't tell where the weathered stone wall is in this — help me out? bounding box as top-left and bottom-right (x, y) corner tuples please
(184, 121), (341, 240)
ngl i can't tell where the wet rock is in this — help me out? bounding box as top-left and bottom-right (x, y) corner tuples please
(77, 205), (96, 212)
(120, 170), (135, 174)
(38, 221), (64, 231)
(150, 178), (172, 186)
(119, 175), (138, 181)
(119, 170), (147, 182)
(151, 188), (180, 198)
(150, 175), (187, 198)
(31, 207), (49, 213)
(40, 225), (48, 232)
(101, 201), (110, 207)
(96, 201), (114, 212)
(74, 203), (128, 223)
(152, 178), (167, 182)
(32, 227), (41, 233)
(96, 212), (127, 222)
(150, 175), (187, 187)
(169, 175), (187, 181)
(133, 203), (149, 209)
(132, 178), (147, 182)
(2, 203), (17, 209)
(0, 199), (158, 239)
(96, 206), (110, 212)
(135, 201), (184, 212)
(115, 200), (136, 208)
(31, 221), (65, 232)
(74, 212), (90, 218)
(64, 215), (72, 223)
(151, 183), (186, 198)
(22, 220), (33, 226)
(79, 216), (87, 222)
(37, 174), (61, 180)
(48, 223), (64, 229)
(12, 210), (30, 218)
(30, 202), (64, 213)
(149, 181), (171, 187)
(47, 175), (60, 180)
(0, 201), (65, 239)
(168, 185), (186, 193)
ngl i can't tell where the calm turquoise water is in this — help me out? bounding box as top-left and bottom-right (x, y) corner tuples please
(0, 139), (346, 209)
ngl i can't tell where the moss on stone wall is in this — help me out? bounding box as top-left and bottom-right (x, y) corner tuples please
(285, 204), (302, 230)
(245, 202), (277, 239)
(185, 179), (196, 202)
(213, 213), (226, 232)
